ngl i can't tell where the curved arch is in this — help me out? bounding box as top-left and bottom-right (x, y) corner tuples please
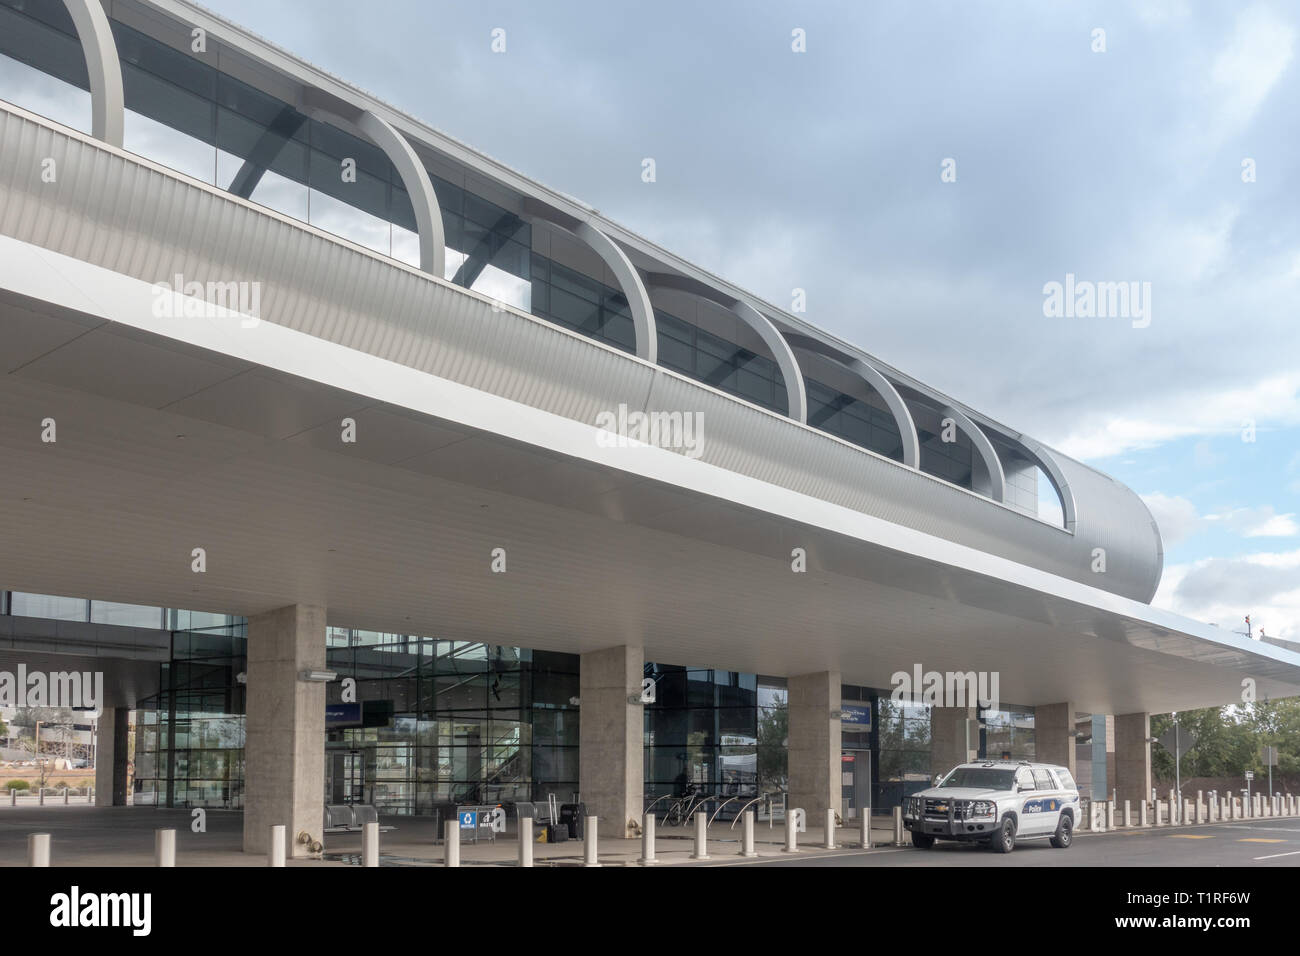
(648, 272), (807, 423)
(297, 90), (445, 278)
(62, 0), (124, 147)
(524, 203), (657, 363)
(939, 405), (1005, 502)
(1017, 437), (1078, 533)
(784, 332), (920, 468)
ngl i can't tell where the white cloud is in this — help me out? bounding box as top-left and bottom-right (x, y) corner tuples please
(1054, 373), (1300, 460)
(1157, 548), (1300, 639)
(1210, 4), (1296, 129)
(1143, 493), (1202, 545)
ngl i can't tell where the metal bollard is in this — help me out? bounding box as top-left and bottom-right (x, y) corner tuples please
(1139, 801), (1149, 827)
(639, 813), (658, 865)
(268, 824), (286, 867)
(28, 833), (50, 867)
(155, 828), (175, 867)
(444, 819), (460, 867)
(583, 816), (599, 867)
(519, 816), (533, 867)
(784, 811), (799, 853)
(892, 806), (904, 846)
(63, 788), (69, 805)
(1123, 800), (1131, 827)
(88, 786), (93, 804)
(860, 810), (871, 848)
(38, 788), (44, 806)
(740, 810), (757, 857)
(691, 810), (709, 860)
(824, 808), (836, 849)
(362, 821), (379, 867)
(9, 788), (14, 806)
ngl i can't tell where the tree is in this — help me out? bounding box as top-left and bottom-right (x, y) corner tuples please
(756, 694), (788, 792)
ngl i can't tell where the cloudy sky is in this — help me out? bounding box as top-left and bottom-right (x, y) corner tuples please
(200, 0), (1300, 638)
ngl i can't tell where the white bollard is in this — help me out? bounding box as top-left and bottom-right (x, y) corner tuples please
(362, 821), (379, 867)
(1123, 800), (1131, 827)
(9, 788), (14, 806)
(784, 811), (799, 853)
(1139, 801), (1149, 827)
(740, 810), (756, 857)
(444, 819), (460, 867)
(1194, 800), (1203, 824)
(1106, 800), (1116, 830)
(583, 815), (599, 867)
(155, 828), (175, 867)
(268, 824), (286, 867)
(519, 816), (533, 867)
(691, 810), (709, 860)
(824, 808), (836, 849)
(639, 813), (658, 865)
(893, 806), (905, 845)
(860, 810), (871, 848)
(1169, 791), (1178, 824)
(28, 833), (50, 867)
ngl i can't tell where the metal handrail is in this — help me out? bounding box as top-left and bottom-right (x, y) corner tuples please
(708, 795), (740, 828)
(729, 794), (766, 829)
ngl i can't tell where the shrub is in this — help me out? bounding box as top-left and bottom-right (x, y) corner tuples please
(5, 779), (30, 791)
(53, 780), (70, 789)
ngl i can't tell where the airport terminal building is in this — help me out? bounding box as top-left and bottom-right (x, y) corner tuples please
(2, 0), (1299, 853)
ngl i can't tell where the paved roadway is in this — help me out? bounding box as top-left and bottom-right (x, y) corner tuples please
(712, 818), (1300, 866)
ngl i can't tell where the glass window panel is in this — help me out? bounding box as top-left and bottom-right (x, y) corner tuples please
(308, 187), (391, 256)
(124, 108), (214, 183)
(10, 593), (86, 621)
(0, 49), (90, 133)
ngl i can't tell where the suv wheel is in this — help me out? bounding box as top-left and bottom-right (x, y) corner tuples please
(1050, 814), (1073, 849)
(989, 816), (1016, 853)
(911, 832), (935, 849)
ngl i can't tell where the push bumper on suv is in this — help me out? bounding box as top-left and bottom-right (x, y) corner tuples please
(903, 799), (998, 840)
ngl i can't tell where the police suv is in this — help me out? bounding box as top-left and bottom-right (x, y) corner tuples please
(902, 760), (1079, 853)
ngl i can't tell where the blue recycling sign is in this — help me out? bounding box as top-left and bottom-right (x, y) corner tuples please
(459, 811), (477, 828)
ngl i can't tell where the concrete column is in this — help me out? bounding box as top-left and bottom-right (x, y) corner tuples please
(242, 604), (327, 856)
(787, 671), (841, 825)
(94, 707), (129, 807)
(579, 645), (643, 840)
(1114, 713), (1151, 809)
(1034, 702), (1076, 775)
(930, 705), (978, 777)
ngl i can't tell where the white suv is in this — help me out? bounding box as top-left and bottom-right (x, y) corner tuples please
(902, 760), (1080, 853)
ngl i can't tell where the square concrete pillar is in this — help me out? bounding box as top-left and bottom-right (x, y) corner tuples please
(1034, 702), (1076, 775)
(1114, 713), (1151, 809)
(579, 645), (643, 840)
(243, 604), (327, 856)
(94, 707), (129, 807)
(787, 671), (841, 825)
(930, 705), (978, 777)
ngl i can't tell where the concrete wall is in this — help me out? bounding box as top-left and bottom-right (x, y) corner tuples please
(93, 706), (128, 806)
(243, 604), (327, 856)
(1034, 702), (1076, 775)
(1115, 712), (1151, 807)
(788, 671), (840, 823)
(579, 645), (643, 839)
(931, 705), (978, 776)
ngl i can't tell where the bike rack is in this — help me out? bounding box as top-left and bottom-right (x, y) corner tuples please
(708, 795), (741, 828)
(729, 794), (766, 830)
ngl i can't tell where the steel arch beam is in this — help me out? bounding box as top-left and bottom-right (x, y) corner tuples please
(1017, 437), (1078, 533)
(939, 405), (1006, 502)
(524, 202), (658, 363)
(62, 0), (124, 147)
(784, 333), (919, 467)
(299, 90), (445, 278)
(649, 272), (807, 423)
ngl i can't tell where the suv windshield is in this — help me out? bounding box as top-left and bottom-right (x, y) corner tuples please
(937, 768), (1017, 791)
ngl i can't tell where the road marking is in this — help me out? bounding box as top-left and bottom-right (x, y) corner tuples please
(1254, 849), (1300, 860)
(1238, 838), (1286, 843)
(1168, 834), (1212, 839)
